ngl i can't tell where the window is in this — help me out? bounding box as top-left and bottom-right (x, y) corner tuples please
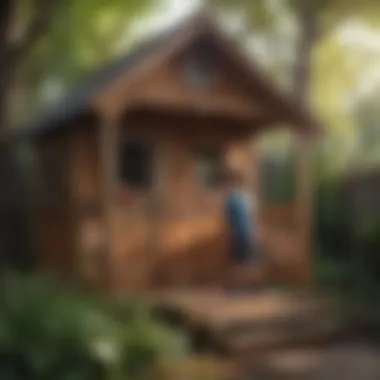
(183, 40), (216, 88)
(184, 58), (215, 88)
(195, 149), (222, 189)
(259, 152), (296, 204)
(258, 130), (296, 204)
(119, 140), (153, 188)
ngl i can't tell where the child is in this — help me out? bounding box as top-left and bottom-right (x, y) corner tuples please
(223, 170), (257, 264)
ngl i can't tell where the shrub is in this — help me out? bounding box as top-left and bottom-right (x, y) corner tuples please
(314, 254), (353, 292)
(108, 296), (189, 379)
(0, 275), (188, 380)
(354, 216), (380, 294)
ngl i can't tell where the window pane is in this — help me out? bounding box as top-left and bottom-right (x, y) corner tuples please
(195, 149), (221, 188)
(119, 141), (153, 188)
(260, 153), (296, 204)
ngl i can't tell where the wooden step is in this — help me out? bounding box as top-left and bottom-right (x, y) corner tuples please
(205, 295), (344, 353)
(207, 293), (328, 332)
(148, 289), (345, 356)
(226, 313), (344, 353)
(227, 264), (267, 287)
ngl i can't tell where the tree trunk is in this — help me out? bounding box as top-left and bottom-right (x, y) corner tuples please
(0, 56), (16, 134)
(293, 2), (320, 285)
(293, 2), (320, 104)
(0, 1), (18, 271)
(0, 0), (61, 272)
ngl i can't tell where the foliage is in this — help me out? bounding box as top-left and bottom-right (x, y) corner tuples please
(315, 192), (380, 332)
(314, 178), (351, 259)
(26, 0), (156, 81)
(214, 0), (380, 35)
(0, 275), (188, 380)
(153, 356), (229, 380)
(107, 296), (189, 379)
(354, 216), (380, 289)
(338, 215), (380, 335)
(350, 90), (380, 168)
(16, 0), (157, 124)
(314, 255), (353, 292)
(313, 171), (355, 293)
(215, 0), (380, 175)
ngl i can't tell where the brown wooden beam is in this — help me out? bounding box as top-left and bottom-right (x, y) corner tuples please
(99, 113), (119, 291)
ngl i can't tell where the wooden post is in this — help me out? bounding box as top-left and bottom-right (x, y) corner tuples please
(295, 130), (314, 285)
(99, 112), (119, 292)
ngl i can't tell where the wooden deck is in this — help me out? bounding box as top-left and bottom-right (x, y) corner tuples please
(147, 289), (380, 380)
(147, 288), (343, 356)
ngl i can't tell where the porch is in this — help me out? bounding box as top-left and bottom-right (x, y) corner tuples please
(147, 288), (345, 378)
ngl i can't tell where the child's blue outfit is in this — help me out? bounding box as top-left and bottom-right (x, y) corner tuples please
(225, 190), (256, 263)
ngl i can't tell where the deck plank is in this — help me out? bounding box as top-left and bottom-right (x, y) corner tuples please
(148, 288), (342, 355)
(149, 289), (326, 325)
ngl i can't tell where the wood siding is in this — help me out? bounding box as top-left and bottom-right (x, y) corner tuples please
(107, 115), (253, 291)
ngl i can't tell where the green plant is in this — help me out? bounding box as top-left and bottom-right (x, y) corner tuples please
(0, 274), (119, 380)
(109, 297), (189, 379)
(314, 255), (352, 291)
(354, 216), (380, 289)
(0, 274), (188, 380)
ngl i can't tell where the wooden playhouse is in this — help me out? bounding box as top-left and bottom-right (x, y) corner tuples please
(19, 13), (319, 292)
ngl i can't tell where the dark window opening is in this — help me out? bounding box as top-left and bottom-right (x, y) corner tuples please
(183, 38), (218, 88)
(119, 140), (153, 188)
(195, 148), (222, 189)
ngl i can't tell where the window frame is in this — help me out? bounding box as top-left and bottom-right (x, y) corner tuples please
(259, 151), (296, 205)
(193, 146), (223, 190)
(118, 138), (156, 190)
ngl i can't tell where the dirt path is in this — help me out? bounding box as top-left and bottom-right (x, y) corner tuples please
(249, 342), (380, 379)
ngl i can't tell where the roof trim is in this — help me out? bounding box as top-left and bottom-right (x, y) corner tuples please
(13, 11), (321, 140)
(202, 23), (320, 133)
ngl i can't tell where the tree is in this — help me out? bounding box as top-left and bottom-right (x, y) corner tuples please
(11, 0), (157, 127)
(351, 89), (380, 167)
(0, 0), (64, 271)
(213, 0), (380, 176)
(0, 0), (64, 132)
(215, 0), (380, 99)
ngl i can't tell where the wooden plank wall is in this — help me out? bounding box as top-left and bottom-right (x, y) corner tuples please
(107, 116), (237, 291)
(68, 127), (105, 288)
(33, 119), (305, 290)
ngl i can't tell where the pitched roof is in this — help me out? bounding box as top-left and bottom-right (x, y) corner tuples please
(15, 11), (320, 140)
(15, 17), (187, 139)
